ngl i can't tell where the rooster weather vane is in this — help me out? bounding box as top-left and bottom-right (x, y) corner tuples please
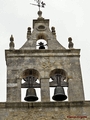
(30, 0), (46, 11)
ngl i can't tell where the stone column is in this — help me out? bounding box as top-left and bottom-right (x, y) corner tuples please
(68, 57), (85, 101)
(68, 78), (85, 101)
(40, 78), (50, 102)
(7, 78), (21, 102)
(17, 78), (21, 101)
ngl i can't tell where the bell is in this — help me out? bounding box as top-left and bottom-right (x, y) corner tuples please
(39, 42), (45, 49)
(24, 88), (38, 101)
(52, 86), (67, 101)
(39, 46), (45, 49)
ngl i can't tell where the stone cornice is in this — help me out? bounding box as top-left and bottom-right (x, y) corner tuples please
(0, 101), (90, 109)
(5, 49), (80, 57)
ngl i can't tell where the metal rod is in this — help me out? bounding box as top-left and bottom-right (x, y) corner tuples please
(30, 0), (46, 11)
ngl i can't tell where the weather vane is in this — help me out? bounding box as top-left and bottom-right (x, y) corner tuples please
(30, 0), (46, 11)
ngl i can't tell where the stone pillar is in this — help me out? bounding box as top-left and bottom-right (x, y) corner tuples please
(40, 78), (50, 102)
(7, 69), (21, 102)
(68, 57), (85, 101)
(68, 78), (85, 101)
(17, 78), (21, 101)
(7, 78), (21, 102)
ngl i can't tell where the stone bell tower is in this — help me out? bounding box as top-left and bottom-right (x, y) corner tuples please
(5, 10), (85, 102)
(1, 3), (90, 119)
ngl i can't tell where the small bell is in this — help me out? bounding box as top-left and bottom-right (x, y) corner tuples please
(24, 88), (38, 101)
(52, 86), (67, 101)
(38, 42), (45, 49)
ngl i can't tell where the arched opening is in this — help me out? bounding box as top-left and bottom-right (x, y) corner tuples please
(36, 33), (48, 49)
(49, 69), (68, 101)
(21, 69), (40, 80)
(36, 39), (48, 49)
(50, 69), (67, 79)
(21, 69), (41, 102)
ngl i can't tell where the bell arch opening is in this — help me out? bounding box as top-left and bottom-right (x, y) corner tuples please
(36, 39), (48, 49)
(49, 69), (68, 101)
(36, 33), (48, 49)
(49, 69), (67, 79)
(21, 69), (41, 102)
(21, 69), (40, 80)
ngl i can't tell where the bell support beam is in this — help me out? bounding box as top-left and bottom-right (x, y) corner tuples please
(21, 82), (40, 88)
(50, 80), (68, 87)
(49, 74), (68, 87)
(21, 75), (41, 88)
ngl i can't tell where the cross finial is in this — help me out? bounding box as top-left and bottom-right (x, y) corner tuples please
(30, 0), (46, 11)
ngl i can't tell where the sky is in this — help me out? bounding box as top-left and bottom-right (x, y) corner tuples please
(0, 0), (90, 101)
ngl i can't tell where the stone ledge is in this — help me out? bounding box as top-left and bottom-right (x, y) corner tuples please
(5, 49), (80, 54)
(5, 49), (80, 59)
(0, 101), (90, 109)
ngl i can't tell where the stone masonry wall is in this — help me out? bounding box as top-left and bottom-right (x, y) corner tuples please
(0, 101), (90, 120)
(6, 49), (84, 102)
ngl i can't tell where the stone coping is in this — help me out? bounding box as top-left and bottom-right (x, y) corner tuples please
(0, 101), (90, 109)
(5, 49), (80, 59)
(5, 49), (80, 54)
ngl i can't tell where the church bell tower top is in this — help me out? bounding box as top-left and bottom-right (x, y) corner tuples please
(19, 1), (66, 50)
(5, 0), (85, 103)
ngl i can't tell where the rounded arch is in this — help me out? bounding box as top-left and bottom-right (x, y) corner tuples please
(21, 69), (40, 80)
(37, 33), (47, 41)
(21, 69), (41, 102)
(36, 33), (48, 49)
(49, 69), (67, 80)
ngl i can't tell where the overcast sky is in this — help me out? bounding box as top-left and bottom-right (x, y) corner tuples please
(0, 0), (90, 101)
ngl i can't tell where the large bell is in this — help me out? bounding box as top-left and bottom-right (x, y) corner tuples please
(24, 88), (38, 101)
(52, 86), (67, 101)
